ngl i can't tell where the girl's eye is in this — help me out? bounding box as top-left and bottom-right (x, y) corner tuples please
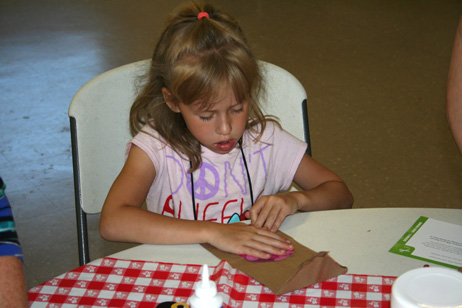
(232, 107), (244, 114)
(199, 115), (213, 121)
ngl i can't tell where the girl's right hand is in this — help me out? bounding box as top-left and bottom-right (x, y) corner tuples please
(206, 222), (294, 259)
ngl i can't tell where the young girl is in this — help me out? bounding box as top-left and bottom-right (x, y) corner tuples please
(100, 2), (353, 260)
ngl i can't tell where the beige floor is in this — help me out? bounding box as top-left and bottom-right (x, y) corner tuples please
(1, 0), (461, 290)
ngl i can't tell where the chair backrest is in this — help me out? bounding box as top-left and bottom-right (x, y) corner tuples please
(69, 59), (310, 264)
(259, 61), (310, 154)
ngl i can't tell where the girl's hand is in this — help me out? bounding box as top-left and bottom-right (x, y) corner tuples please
(245, 194), (299, 232)
(206, 222), (294, 259)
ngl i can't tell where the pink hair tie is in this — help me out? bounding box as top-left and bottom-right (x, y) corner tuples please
(197, 12), (209, 19)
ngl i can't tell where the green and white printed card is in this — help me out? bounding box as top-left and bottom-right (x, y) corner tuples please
(389, 216), (462, 269)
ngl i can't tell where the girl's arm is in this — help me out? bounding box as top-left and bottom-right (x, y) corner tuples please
(247, 153), (354, 232)
(100, 145), (293, 259)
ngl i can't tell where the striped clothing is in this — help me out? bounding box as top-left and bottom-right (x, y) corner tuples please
(0, 176), (24, 262)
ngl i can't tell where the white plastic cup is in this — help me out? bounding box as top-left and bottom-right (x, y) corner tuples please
(391, 267), (462, 308)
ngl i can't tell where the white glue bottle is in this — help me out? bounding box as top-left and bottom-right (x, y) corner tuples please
(188, 264), (223, 308)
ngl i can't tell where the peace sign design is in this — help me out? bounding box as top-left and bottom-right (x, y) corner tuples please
(186, 161), (220, 200)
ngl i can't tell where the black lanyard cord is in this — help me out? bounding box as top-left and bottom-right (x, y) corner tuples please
(239, 139), (254, 207)
(189, 160), (198, 221)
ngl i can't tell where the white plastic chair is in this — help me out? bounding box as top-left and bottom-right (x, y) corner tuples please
(69, 59), (310, 265)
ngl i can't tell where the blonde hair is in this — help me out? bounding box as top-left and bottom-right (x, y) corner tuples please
(130, 2), (274, 171)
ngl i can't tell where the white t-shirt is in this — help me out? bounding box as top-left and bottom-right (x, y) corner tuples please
(128, 122), (307, 223)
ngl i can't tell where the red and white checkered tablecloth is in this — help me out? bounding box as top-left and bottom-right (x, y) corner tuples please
(28, 257), (396, 308)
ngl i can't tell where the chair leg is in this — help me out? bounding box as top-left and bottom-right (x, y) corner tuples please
(76, 207), (90, 266)
(70, 117), (90, 266)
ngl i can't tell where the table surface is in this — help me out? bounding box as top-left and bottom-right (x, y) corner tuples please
(108, 207), (462, 277)
(29, 257), (397, 308)
(29, 207), (462, 307)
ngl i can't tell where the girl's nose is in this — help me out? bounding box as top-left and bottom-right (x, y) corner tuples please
(216, 114), (232, 135)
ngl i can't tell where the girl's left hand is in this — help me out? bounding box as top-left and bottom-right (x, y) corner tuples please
(245, 194), (299, 232)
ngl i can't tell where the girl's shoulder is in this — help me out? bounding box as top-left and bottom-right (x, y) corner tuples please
(247, 120), (284, 142)
(131, 125), (169, 151)
(245, 120), (306, 152)
(129, 125), (186, 170)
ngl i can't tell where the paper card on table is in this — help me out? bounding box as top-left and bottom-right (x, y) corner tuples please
(201, 230), (347, 295)
(389, 216), (462, 269)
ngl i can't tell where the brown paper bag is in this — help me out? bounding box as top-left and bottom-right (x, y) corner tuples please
(202, 230), (347, 295)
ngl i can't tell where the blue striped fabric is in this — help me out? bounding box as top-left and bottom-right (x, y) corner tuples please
(0, 177), (24, 262)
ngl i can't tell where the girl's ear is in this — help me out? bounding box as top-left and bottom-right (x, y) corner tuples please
(162, 87), (180, 113)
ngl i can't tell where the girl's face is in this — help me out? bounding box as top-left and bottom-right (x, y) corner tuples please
(164, 86), (249, 154)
